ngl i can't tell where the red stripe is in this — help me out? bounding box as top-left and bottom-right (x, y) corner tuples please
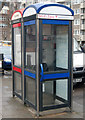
(13, 66), (22, 73)
(13, 23), (21, 28)
(11, 8), (24, 20)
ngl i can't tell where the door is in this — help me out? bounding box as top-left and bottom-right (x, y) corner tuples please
(24, 20), (36, 108)
(40, 20), (71, 111)
(12, 24), (22, 99)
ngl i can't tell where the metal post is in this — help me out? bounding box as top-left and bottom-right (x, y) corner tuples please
(0, 54), (4, 75)
(2, 54), (4, 75)
(36, 18), (40, 116)
(69, 21), (73, 112)
(11, 23), (15, 97)
(21, 18), (25, 102)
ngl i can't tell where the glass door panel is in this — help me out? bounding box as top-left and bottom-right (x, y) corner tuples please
(41, 23), (69, 108)
(42, 24), (68, 72)
(56, 79), (68, 100)
(14, 27), (21, 67)
(24, 23), (36, 106)
(56, 26), (68, 69)
(14, 72), (22, 96)
(42, 79), (68, 107)
(13, 27), (22, 96)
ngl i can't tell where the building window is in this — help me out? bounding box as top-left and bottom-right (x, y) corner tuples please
(80, 30), (85, 35)
(82, 19), (85, 24)
(74, 29), (80, 35)
(81, 0), (85, 2)
(2, 24), (7, 27)
(2, 17), (5, 21)
(74, 9), (80, 15)
(2, 9), (7, 14)
(73, 0), (80, 4)
(74, 19), (80, 25)
(0, 16), (2, 21)
(0, 25), (1, 27)
(81, 8), (85, 14)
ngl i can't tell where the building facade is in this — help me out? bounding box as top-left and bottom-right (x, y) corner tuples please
(72, 0), (81, 44)
(57, 0), (85, 45)
(0, 5), (10, 42)
(80, 0), (85, 45)
(20, 0), (56, 8)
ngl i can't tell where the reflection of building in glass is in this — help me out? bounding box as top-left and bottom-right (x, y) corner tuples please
(0, 4), (10, 41)
(25, 25), (36, 70)
(56, 0), (85, 45)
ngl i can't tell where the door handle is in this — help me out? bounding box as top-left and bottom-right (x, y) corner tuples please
(40, 64), (43, 82)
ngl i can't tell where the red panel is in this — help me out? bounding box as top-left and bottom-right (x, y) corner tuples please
(11, 8), (25, 20)
(13, 66), (22, 73)
(13, 23), (21, 28)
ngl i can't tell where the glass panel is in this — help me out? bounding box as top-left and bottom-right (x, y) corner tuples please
(56, 79), (68, 100)
(25, 24), (36, 71)
(42, 24), (68, 72)
(14, 27), (21, 67)
(26, 77), (35, 105)
(42, 79), (68, 107)
(56, 26), (68, 69)
(14, 72), (21, 95)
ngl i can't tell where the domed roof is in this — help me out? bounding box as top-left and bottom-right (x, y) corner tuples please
(23, 3), (74, 18)
(11, 8), (25, 20)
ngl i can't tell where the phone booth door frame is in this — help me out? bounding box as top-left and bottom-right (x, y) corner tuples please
(11, 9), (24, 100)
(38, 19), (73, 111)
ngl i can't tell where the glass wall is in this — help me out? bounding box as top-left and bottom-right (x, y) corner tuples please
(41, 23), (69, 107)
(14, 72), (22, 95)
(26, 76), (35, 105)
(25, 23), (36, 106)
(42, 24), (68, 72)
(13, 27), (22, 96)
(42, 79), (68, 107)
(14, 27), (21, 67)
(25, 24), (36, 71)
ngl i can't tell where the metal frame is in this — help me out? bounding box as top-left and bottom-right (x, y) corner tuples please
(12, 25), (14, 97)
(12, 12), (73, 114)
(22, 15), (73, 113)
(0, 54), (4, 75)
(68, 21), (73, 111)
(21, 18), (25, 102)
(23, 15), (37, 111)
(36, 18), (40, 115)
(38, 20), (72, 111)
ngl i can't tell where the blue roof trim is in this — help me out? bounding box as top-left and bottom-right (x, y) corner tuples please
(42, 20), (69, 25)
(23, 3), (74, 16)
(37, 4), (74, 16)
(23, 3), (43, 16)
(23, 6), (36, 16)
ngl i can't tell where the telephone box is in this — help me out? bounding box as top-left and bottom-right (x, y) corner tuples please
(11, 9), (24, 99)
(22, 3), (74, 114)
(12, 3), (74, 115)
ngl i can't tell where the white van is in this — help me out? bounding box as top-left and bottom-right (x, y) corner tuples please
(73, 39), (85, 84)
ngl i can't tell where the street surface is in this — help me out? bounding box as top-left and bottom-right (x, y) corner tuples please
(0, 71), (84, 119)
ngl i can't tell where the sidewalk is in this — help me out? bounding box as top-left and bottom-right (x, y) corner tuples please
(1, 73), (84, 119)
(0, 75), (2, 119)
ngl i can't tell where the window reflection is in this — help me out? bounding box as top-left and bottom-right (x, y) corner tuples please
(25, 24), (36, 71)
(42, 24), (68, 72)
(14, 27), (21, 67)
